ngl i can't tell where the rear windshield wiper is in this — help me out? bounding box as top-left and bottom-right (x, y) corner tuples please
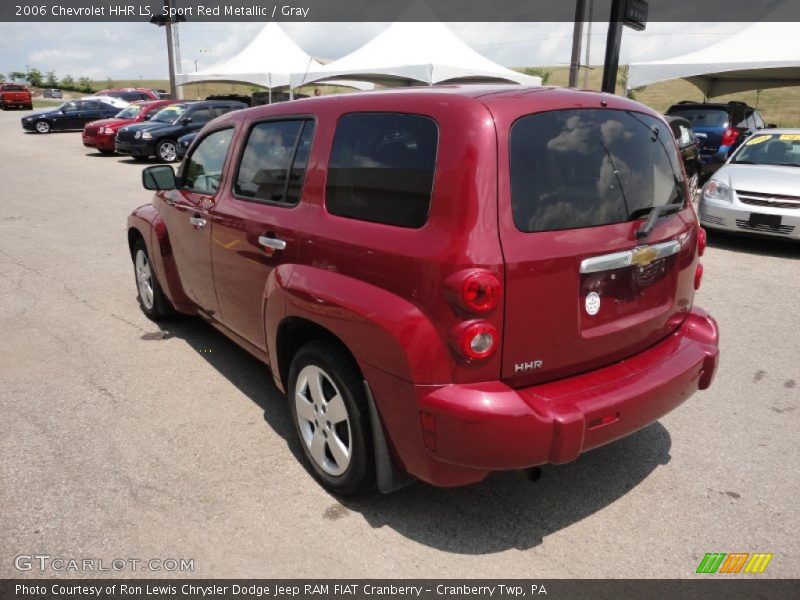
(634, 202), (684, 239)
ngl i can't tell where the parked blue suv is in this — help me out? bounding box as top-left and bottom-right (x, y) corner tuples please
(665, 101), (772, 177)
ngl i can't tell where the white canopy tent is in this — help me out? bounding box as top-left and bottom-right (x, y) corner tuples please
(289, 21), (542, 88)
(627, 22), (800, 97)
(176, 22), (372, 94)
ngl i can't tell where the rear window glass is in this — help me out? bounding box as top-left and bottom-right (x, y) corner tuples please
(510, 109), (685, 233)
(667, 108), (728, 128)
(326, 113), (438, 228)
(2, 85), (26, 91)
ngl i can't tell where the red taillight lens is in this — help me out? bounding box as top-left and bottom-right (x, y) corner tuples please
(694, 263), (704, 290)
(460, 272), (501, 313)
(721, 128), (739, 147)
(697, 227), (707, 257)
(457, 322), (498, 360)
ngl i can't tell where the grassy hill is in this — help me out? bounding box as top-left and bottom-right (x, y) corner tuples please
(87, 70), (800, 127)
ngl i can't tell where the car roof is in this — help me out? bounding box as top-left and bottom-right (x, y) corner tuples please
(213, 85), (657, 126)
(744, 128), (800, 136)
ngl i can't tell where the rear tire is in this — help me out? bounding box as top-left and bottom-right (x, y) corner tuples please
(288, 341), (375, 496)
(132, 239), (173, 320)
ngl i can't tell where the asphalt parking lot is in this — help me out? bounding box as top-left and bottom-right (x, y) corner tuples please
(0, 108), (798, 579)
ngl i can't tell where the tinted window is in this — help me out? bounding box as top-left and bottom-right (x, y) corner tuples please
(510, 109), (685, 233)
(61, 102), (79, 112)
(182, 128), (234, 194)
(668, 108), (729, 128)
(84, 101), (102, 110)
(326, 113), (438, 228)
(189, 108), (213, 125)
(235, 120), (313, 204)
(2, 85), (26, 91)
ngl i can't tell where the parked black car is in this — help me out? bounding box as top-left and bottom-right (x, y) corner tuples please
(665, 115), (704, 198)
(21, 99), (121, 133)
(115, 100), (246, 162)
(665, 101), (772, 175)
(176, 131), (198, 160)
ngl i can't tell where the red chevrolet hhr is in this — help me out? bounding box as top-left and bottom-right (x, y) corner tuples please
(127, 86), (719, 495)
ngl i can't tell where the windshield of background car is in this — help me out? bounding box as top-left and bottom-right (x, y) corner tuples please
(115, 105), (142, 119)
(151, 105), (186, 123)
(732, 133), (800, 167)
(667, 108), (729, 128)
(510, 109), (685, 232)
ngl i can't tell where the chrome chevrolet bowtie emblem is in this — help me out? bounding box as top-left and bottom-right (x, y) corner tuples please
(630, 246), (658, 268)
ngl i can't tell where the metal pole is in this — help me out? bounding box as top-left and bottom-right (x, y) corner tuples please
(165, 21), (177, 99)
(568, 0), (586, 88)
(601, 0), (625, 94)
(173, 22), (184, 100)
(583, 0), (593, 88)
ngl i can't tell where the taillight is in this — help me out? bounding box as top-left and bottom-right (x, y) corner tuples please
(697, 227), (707, 257)
(721, 128), (739, 147)
(445, 269), (501, 313)
(454, 321), (498, 360)
(694, 263), (704, 290)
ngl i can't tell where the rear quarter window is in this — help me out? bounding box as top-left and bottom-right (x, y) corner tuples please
(510, 109), (684, 232)
(325, 113), (438, 228)
(667, 108), (729, 128)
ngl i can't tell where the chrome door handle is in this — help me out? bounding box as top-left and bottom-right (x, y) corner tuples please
(189, 216), (207, 228)
(258, 235), (287, 251)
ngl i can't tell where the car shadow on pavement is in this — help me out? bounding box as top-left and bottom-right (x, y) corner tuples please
(154, 315), (672, 555)
(707, 229), (799, 259)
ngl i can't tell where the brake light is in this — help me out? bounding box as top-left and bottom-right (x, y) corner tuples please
(697, 227), (707, 257)
(455, 321), (498, 360)
(721, 128), (739, 147)
(445, 269), (502, 313)
(694, 263), (704, 290)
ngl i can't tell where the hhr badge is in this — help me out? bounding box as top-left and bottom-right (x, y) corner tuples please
(515, 360), (543, 373)
(585, 292), (601, 315)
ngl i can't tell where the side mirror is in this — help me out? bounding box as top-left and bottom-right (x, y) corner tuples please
(142, 165), (176, 190)
(181, 117), (192, 125)
(143, 113), (152, 121)
(766, 123), (777, 129)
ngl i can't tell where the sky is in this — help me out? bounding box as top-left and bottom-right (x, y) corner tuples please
(0, 21), (748, 82)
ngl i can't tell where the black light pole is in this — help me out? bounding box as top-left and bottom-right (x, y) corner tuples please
(568, 0), (586, 88)
(601, 0), (625, 93)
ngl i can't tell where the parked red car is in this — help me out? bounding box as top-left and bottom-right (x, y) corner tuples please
(127, 87), (719, 495)
(0, 83), (33, 110)
(83, 100), (175, 153)
(94, 87), (160, 102)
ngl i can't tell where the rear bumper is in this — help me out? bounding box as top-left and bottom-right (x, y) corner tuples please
(367, 307), (719, 487)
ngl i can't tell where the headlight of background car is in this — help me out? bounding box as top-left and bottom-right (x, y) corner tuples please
(103, 127), (114, 134)
(141, 132), (153, 140)
(703, 179), (731, 202)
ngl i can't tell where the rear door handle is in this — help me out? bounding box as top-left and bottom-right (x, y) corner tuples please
(189, 215), (207, 228)
(258, 235), (287, 251)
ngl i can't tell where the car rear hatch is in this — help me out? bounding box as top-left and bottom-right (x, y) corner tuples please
(666, 107), (731, 157)
(2, 87), (30, 103)
(489, 97), (698, 388)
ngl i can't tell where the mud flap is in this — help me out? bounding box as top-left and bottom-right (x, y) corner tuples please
(364, 381), (415, 494)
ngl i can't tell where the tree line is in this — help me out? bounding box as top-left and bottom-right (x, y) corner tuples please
(0, 68), (95, 93)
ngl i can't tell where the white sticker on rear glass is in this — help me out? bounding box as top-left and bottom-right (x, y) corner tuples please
(585, 292), (601, 316)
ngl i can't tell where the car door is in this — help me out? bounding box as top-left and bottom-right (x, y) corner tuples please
(157, 126), (236, 318)
(54, 101), (81, 130)
(211, 118), (315, 351)
(182, 106), (214, 134)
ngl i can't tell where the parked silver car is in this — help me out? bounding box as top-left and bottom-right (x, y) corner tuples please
(699, 129), (800, 240)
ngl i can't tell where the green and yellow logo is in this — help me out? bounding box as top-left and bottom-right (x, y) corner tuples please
(696, 553), (773, 574)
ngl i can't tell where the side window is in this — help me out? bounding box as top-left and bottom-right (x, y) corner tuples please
(189, 108), (213, 125)
(326, 113), (438, 228)
(182, 128), (234, 194)
(214, 105), (241, 117)
(63, 101), (80, 112)
(234, 120), (314, 205)
(84, 101), (101, 110)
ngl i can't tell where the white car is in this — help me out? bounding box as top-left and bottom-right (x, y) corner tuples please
(83, 95), (129, 109)
(699, 129), (800, 240)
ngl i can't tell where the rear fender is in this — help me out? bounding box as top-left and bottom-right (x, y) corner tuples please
(127, 203), (195, 313)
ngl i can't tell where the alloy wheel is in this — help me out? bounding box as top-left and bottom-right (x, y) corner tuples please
(35, 121), (50, 133)
(294, 365), (352, 476)
(158, 142), (177, 162)
(135, 249), (155, 311)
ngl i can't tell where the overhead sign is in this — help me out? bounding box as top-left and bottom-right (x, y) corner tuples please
(624, 0), (649, 31)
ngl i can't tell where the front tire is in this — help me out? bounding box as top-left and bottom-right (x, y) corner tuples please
(156, 139), (178, 163)
(35, 120), (51, 134)
(288, 341), (375, 496)
(132, 239), (173, 320)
